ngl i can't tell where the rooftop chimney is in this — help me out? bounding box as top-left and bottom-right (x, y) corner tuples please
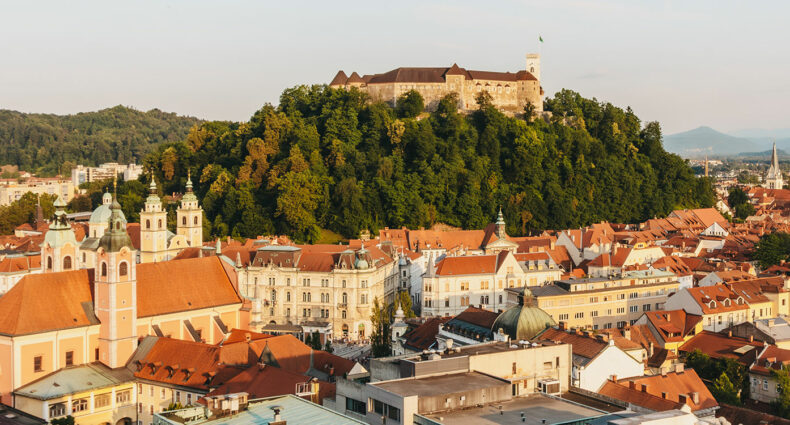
(629, 381), (637, 390)
(691, 392), (699, 404)
(675, 363), (684, 374)
(611, 374), (617, 382)
(558, 321), (567, 331)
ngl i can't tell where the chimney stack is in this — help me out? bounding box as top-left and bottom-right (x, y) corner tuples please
(558, 321), (567, 331)
(611, 375), (617, 382)
(691, 392), (699, 404)
(675, 363), (684, 374)
(629, 381), (637, 390)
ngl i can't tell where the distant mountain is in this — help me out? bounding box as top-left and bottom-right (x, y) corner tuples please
(663, 126), (790, 158)
(737, 148), (790, 158)
(663, 126), (759, 157)
(729, 128), (790, 139)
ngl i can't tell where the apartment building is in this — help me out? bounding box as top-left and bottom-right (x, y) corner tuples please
(0, 178), (74, 206)
(525, 270), (680, 330)
(235, 242), (400, 341)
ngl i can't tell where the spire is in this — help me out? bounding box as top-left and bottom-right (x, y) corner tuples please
(181, 169), (198, 204)
(773, 142), (780, 171)
(495, 207), (506, 239)
(186, 169), (193, 192)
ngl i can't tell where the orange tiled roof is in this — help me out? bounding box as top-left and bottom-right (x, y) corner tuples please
(0, 256), (242, 336)
(0, 255), (41, 273)
(402, 317), (452, 351)
(538, 328), (606, 359)
(750, 345), (790, 376)
(643, 310), (702, 343)
(204, 364), (330, 400)
(679, 331), (763, 365)
(434, 252), (509, 276)
(256, 335), (356, 378)
(600, 369), (717, 412)
(685, 285), (748, 314)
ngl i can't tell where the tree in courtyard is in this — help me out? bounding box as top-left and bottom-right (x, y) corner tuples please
(370, 297), (391, 357)
(754, 232), (790, 269)
(771, 367), (790, 418)
(712, 372), (741, 405)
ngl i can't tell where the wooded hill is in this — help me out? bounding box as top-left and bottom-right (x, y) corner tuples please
(139, 87), (715, 243)
(0, 105), (202, 176)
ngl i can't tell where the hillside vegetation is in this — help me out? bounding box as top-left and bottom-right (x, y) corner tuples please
(0, 106), (202, 175)
(139, 87), (715, 242)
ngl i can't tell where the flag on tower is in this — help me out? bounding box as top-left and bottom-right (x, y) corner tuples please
(539, 35), (544, 43)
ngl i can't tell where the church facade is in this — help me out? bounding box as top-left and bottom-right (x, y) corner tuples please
(0, 190), (246, 403)
(330, 54), (543, 115)
(766, 142), (784, 190)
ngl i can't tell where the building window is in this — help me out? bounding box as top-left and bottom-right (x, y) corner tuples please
(342, 280), (347, 288)
(95, 348), (100, 361)
(95, 393), (111, 408)
(146, 219), (151, 229)
(161, 388), (166, 399)
(194, 216), (198, 225)
(176, 391), (181, 402)
(65, 351), (74, 366)
(481, 295), (489, 304)
(120, 261), (128, 276)
(187, 394), (192, 405)
(346, 397), (366, 414)
(460, 295), (470, 306)
(47, 256), (53, 270)
(303, 278), (310, 287)
(499, 295), (503, 304)
(286, 292), (291, 302)
(460, 281), (469, 291)
(342, 311), (347, 319)
(629, 306), (638, 313)
(150, 405), (154, 415)
(481, 281), (489, 290)
(574, 312), (584, 319)
(33, 356), (42, 372)
(444, 297), (450, 307)
(101, 262), (107, 277)
(72, 398), (88, 413)
(591, 311), (598, 317)
(158, 219), (163, 228)
(558, 314), (569, 321)
(150, 386), (154, 397)
(50, 403), (66, 418)
(182, 216), (187, 226)
(63, 256), (72, 270)
(116, 390), (131, 405)
(138, 383), (143, 394)
(342, 292), (348, 304)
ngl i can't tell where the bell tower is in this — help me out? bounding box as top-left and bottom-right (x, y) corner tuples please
(41, 196), (78, 273)
(139, 178), (168, 263)
(95, 181), (137, 368)
(177, 170), (203, 247)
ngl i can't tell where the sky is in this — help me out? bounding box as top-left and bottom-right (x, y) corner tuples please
(1, 0), (788, 135)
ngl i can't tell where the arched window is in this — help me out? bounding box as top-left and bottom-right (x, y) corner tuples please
(115, 222), (120, 230)
(101, 262), (107, 277)
(193, 216), (198, 225)
(342, 292), (348, 304)
(146, 219), (151, 229)
(182, 217), (187, 226)
(119, 262), (128, 276)
(158, 219), (162, 229)
(63, 256), (72, 270)
(47, 256), (53, 270)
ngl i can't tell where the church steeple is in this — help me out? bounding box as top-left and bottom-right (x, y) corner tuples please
(95, 177), (137, 368)
(177, 169), (203, 247)
(41, 196), (78, 272)
(766, 142), (784, 190)
(140, 173), (168, 263)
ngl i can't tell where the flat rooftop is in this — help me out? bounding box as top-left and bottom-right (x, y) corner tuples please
(371, 372), (507, 397)
(397, 340), (564, 363)
(420, 394), (606, 425)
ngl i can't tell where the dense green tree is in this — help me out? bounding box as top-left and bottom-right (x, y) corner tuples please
(772, 367), (790, 418)
(137, 87), (713, 242)
(754, 232), (790, 268)
(712, 372), (741, 406)
(0, 106), (200, 176)
(370, 297), (391, 357)
(396, 90), (424, 119)
(51, 416), (75, 425)
(0, 192), (55, 235)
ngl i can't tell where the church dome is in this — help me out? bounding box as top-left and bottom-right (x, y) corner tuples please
(492, 288), (555, 341)
(90, 192), (127, 225)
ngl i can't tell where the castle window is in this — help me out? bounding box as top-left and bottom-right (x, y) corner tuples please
(146, 219), (151, 229)
(101, 262), (107, 277)
(120, 262), (128, 276)
(63, 256), (72, 270)
(182, 217), (187, 226)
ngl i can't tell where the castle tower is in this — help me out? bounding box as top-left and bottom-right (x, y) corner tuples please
(95, 182), (137, 368)
(41, 196), (78, 273)
(526, 53), (541, 82)
(139, 178), (168, 263)
(766, 142), (784, 190)
(177, 171), (203, 247)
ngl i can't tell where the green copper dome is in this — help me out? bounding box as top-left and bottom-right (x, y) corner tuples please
(90, 192), (127, 225)
(492, 288), (555, 341)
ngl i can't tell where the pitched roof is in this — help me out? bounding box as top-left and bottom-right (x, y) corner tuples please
(0, 256), (242, 336)
(537, 328), (607, 359)
(0, 269), (98, 336)
(452, 306), (499, 330)
(434, 252), (509, 276)
(643, 310), (702, 343)
(402, 316), (451, 351)
(218, 329), (275, 346)
(258, 335), (356, 378)
(136, 256), (242, 318)
(619, 369), (718, 412)
(684, 285), (748, 314)
(679, 331), (763, 365)
(204, 364), (329, 400)
(14, 362), (134, 400)
(329, 70), (348, 86)
(750, 345), (790, 376)
(0, 255), (41, 274)
(130, 337), (243, 391)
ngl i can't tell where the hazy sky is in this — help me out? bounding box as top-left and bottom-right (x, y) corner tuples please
(1, 0), (788, 134)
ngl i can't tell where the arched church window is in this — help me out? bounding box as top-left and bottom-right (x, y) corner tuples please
(101, 262), (107, 277)
(146, 219), (151, 229)
(119, 262), (128, 276)
(115, 222), (121, 230)
(63, 256), (72, 270)
(193, 216), (198, 225)
(47, 256), (53, 270)
(182, 217), (187, 226)
(158, 219), (163, 228)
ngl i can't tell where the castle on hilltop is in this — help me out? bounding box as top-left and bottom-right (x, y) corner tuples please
(330, 54), (543, 115)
